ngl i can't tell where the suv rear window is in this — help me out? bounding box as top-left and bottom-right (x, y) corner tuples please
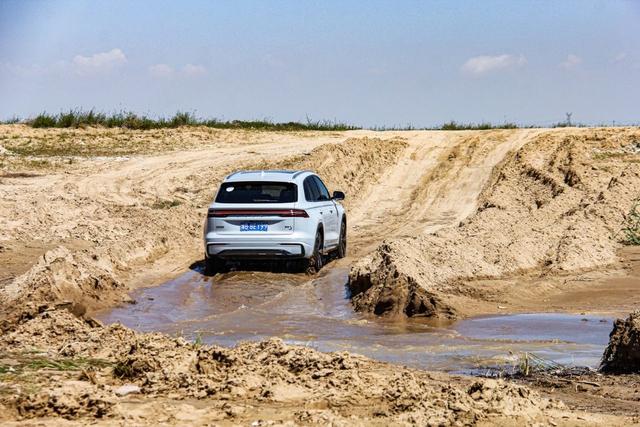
(215, 181), (298, 204)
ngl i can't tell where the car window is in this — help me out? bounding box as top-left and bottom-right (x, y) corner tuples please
(313, 176), (331, 201)
(303, 176), (320, 202)
(216, 181), (297, 203)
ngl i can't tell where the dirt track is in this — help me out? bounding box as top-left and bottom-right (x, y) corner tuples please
(1, 125), (640, 425)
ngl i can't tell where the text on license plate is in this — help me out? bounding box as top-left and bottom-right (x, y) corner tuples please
(240, 222), (268, 232)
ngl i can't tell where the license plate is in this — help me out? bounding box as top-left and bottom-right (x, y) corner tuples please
(240, 222), (268, 232)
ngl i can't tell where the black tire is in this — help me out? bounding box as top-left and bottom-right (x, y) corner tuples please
(204, 255), (225, 276)
(307, 230), (324, 273)
(337, 221), (347, 258)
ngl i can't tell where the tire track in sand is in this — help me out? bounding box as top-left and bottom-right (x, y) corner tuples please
(347, 129), (543, 256)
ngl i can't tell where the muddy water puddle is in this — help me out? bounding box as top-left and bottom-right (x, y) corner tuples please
(97, 267), (613, 373)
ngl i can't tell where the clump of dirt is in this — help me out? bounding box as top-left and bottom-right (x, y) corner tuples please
(349, 129), (640, 318)
(0, 309), (569, 425)
(0, 246), (125, 326)
(13, 382), (114, 420)
(600, 310), (640, 374)
(517, 368), (640, 420)
(348, 243), (456, 317)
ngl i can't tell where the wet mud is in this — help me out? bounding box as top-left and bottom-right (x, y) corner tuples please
(98, 267), (614, 373)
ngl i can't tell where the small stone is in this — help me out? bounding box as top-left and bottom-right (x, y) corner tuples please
(224, 404), (245, 417)
(448, 401), (470, 412)
(114, 384), (141, 396)
(576, 384), (591, 392)
(483, 379), (498, 389)
(311, 369), (333, 379)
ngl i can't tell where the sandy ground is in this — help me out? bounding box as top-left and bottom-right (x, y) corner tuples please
(1, 124), (640, 424)
(349, 128), (640, 318)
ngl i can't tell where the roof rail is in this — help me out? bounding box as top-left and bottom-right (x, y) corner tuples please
(292, 170), (313, 178)
(225, 170), (309, 180)
(225, 171), (245, 179)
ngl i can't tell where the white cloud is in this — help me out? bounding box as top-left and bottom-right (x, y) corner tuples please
(560, 54), (582, 69)
(612, 52), (627, 63)
(461, 54), (527, 75)
(149, 63), (206, 78)
(2, 50), (125, 78)
(181, 64), (206, 76)
(149, 63), (175, 78)
(72, 48), (127, 75)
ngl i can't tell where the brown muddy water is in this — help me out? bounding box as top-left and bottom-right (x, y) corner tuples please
(97, 267), (613, 374)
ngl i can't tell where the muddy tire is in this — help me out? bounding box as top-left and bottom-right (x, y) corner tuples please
(204, 255), (225, 276)
(337, 221), (347, 259)
(307, 230), (324, 274)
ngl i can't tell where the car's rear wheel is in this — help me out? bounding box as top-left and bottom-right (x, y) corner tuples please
(337, 221), (347, 258)
(204, 255), (225, 276)
(307, 230), (324, 273)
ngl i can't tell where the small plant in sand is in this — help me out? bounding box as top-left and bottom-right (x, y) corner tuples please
(440, 120), (518, 130)
(0, 351), (111, 376)
(621, 199), (640, 245)
(150, 198), (182, 209)
(193, 331), (204, 347)
(113, 360), (136, 379)
(515, 352), (563, 377)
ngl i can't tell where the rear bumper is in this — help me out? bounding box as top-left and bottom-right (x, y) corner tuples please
(204, 232), (314, 259)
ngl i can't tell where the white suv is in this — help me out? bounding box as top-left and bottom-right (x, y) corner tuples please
(203, 170), (346, 274)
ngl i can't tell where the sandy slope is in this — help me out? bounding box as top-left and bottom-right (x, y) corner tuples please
(1, 125), (639, 425)
(349, 128), (640, 318)
(348, 129), (544, 254)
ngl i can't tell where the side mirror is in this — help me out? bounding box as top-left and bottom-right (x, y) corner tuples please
(332, 191), (345, 201)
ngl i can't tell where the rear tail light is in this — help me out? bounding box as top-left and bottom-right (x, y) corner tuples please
(208, 209), (308, 218)
(287, 209), (309, 218)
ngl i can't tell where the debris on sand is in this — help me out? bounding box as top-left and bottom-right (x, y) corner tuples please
(13, 381), (114, 420)
(114, 384), (141, 396)
(600, 310), (640, 374)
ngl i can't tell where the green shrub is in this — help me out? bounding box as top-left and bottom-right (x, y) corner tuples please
(150, 199), (182, 209)
(440, 120), (518, 130)
(31, 113), (58, 128)
(25, 109), (359, 131)
(1, 116), (21, 124)
(622, 199), (640, 245)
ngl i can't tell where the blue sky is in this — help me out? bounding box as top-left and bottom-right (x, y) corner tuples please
(0, 0), (638, 127)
